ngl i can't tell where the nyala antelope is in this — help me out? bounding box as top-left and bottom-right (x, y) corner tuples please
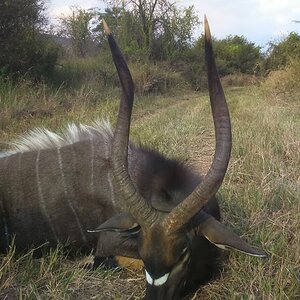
(0, 17), (265, 299)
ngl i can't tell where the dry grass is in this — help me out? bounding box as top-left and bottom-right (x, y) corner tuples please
(0, 84), (299, 299)
(262, 60), (300, 103)
(221, 73), (260, 88)
(129, 62), (184, 95)
(0, 244), (145, 299)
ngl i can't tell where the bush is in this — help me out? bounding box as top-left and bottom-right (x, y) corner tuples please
(1, 32), (59, 81)
(262, 59), (300, 102)
(27, 35), (60, 80)
(0, 0), (59, 80)
(53, 55), (185, 96)
(129, 62), (184, 95)
(52, 52), (115, 89)
(264, 33), (300, 71)
(221, 73), (260, 87)
(214, 35), (262, 76)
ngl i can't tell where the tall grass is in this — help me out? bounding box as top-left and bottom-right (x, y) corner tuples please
(50, 54), (186, 96)
(0, 88), (119, 147)
(262, 59), (300, 103)
(0, 75), (299, 298)
(0, 55), (188, 141)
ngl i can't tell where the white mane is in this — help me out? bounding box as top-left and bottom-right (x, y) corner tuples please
(7, 119), (114, 154)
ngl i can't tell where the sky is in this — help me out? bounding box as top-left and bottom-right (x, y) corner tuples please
(47, 0), (300, 48)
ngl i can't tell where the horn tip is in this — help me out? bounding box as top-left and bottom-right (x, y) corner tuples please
(102, 19), (111, 35)
(204, 15), (211, 42)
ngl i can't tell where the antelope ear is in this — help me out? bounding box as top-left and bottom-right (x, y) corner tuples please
(199, 216), (266, 258)
(87, 213), (139, 233)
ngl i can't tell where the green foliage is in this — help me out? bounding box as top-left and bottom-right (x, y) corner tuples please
(214, 35), (262, 75)
(0, 0), (59, 80)
(262, 33), (300, 102)
(151, 6), (200, 61)
(100, 1), (199, 62)
(55, 56), (184, 96)
(53, 52), (116, 89)
(171, 34), (262, 90)
(59, 7), (97, 57)
(178, 36), (206, 90)
(264, 32), (300, 71)
(116, 9), (149, 60)
(27, 35), (59, 79)
(52, 2), (262, 90)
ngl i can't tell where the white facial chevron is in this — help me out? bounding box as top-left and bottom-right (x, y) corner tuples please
(145, 270), (170, 286)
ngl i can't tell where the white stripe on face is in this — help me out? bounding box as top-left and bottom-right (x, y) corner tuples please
(145, 270), (153, 285)
(145, 270), (170, 286)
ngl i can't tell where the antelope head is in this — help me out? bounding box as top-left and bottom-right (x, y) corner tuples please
(101, 17), (266, 299)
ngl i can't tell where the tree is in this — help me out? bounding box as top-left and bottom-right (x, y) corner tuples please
(105, 0), (173, 51)
(151, 5), (200, 60)
(101, 1), (199, 60)
(59, 7), (97, 57)
(214, 35), (262, 75)
(265, 32), (300, 71)
(97, 6), (144, 57)
(0, 0), (59, 79)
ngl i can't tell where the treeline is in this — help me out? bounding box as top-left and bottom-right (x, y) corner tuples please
(0, 0), (300, 92)
(0, 0), (58, 80)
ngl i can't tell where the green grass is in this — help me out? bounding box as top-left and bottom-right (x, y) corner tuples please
(0, 84), (299, 299)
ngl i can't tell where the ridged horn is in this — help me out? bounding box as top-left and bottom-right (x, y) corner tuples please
(103, 20), (158, 228)
(164, 15), (232, 233)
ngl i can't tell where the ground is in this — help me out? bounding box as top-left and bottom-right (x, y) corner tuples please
(0, 87), (299, 299)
